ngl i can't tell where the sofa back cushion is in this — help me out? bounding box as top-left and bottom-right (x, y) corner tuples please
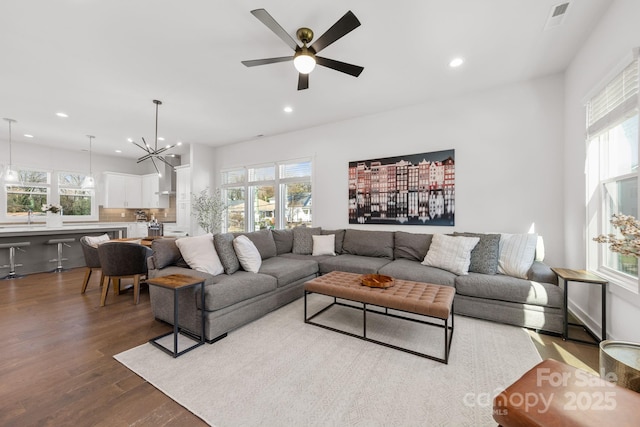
(151, 237), (189, 269)
(292, 227), (322, 254)
(454, 232), (501, 275)
(272, 229), (294, 255)
(235, 229), (277, 260)
(342, 229), (394, 260)
(393, 231), (432, 261)
(321, 229), (346, 254)
(213, 233), (241, 275)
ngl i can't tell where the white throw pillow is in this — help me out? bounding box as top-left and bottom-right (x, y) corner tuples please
(312, 234), (336, 256)
(498, 233), (538, 279)
(85, 233), (110, 248)
(421, 234), (480, 275)
(233, 235), (262, 273)
(175, 233), (224, 276)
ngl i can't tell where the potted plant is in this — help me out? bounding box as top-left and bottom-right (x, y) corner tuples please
(191, 187), (227, 235)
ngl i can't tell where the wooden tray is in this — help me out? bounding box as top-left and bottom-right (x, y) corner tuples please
(361, 274), (395, 288)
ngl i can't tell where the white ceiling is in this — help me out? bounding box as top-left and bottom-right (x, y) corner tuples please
(0, 0), (612, 159)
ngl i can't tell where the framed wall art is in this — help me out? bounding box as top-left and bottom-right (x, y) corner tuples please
(348, 149), (455, 226)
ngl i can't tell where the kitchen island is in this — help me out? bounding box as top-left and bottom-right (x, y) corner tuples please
(0, 223), (129, 276)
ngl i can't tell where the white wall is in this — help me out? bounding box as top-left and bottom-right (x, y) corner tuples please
(564, 0), (640, 342)
(188, 142), (217, 236)
(215, 73), (565, 266)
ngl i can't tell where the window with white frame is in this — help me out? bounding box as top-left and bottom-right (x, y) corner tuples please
(586, 54), (639, 292)
(57, 171), (96, 217)
(221, 158), (312, 232)
(4, 168), (50, 221)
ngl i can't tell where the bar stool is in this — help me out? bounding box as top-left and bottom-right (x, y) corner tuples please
(45, 238), (76, 272)
(0, 241), (31, 279)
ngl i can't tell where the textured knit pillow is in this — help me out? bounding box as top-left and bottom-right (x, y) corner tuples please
(233, 235), (262, 273)
(213, 233), (241, 275)
(454, 232), (501, 275)
(292, 227), (321, 254)
(312, 234), (336, 256)
(422, 234), (480, 275)
(498, 233), (538, 279)
(175, 233), (224, 276)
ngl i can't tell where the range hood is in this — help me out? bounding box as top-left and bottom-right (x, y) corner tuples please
(158, 155), (181, 195)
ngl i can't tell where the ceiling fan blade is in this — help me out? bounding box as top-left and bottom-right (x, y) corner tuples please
(241, 56), (294, 67)
(316, 56), (364, 77)
(250, 9), (299, 51)
(310, 11), (361, 54)
(298, 73), (309, 90)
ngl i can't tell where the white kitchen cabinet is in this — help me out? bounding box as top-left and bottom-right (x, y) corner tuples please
(103, 173), (142, 208)
(175, 165), (191, 230)
(142, 174), (169, 209)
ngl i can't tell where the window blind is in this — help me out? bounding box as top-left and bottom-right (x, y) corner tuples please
(587, 59), (639, 137)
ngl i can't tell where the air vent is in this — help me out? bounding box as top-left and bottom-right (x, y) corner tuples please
(544, 2), (570, 30)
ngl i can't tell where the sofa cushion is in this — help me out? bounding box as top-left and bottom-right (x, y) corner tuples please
(342, 229), (394, 260)
(151, 237), (188, 269)
(272, 229), (294, 255)
(498, 233), (538, 279)
(199, 272), (278, 311)
(292, 227), (321, 254)
(455, 272), (563, 309)
(175, 233), (224, 276)
(235, 229), (277, 260)
(278, 252), (335, 263)
(259, 256), (318, 287)
(422, 234), (480, 275)
(233, 235), (262, 273)
(318, 254), (392, 275)
(394, 231), (432, 261)
(378, 259), (457, 286)
(312, 234), (336, 256)
(213, 233), (241, 275)
(321, 229), (346, 254)
(454, 232), (501, 275)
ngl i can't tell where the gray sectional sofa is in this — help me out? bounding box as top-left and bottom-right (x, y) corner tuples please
(147, 228), (563, 342)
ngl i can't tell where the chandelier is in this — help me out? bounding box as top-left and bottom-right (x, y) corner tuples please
(132, 99), (181, 177)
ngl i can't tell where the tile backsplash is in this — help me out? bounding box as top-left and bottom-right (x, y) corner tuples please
(99, 196), (177, 223)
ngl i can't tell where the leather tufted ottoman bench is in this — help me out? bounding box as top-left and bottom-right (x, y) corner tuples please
(493, 358), (640, 426)
(304, 270), (455, 363)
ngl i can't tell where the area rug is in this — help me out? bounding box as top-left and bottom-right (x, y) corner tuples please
(115, 295), (541, 426)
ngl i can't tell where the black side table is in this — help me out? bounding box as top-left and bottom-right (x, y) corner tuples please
(147, 274), (205, 357)
(551, 267), (608, 345)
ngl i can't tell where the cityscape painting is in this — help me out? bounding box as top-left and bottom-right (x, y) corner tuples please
(348, 149), (455, 226)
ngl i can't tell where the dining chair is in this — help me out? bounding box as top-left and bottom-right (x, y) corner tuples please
(79, 236), (103, 293)
(97, 241), (153, 306)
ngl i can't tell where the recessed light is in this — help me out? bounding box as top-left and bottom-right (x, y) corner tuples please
(56, 112), (69, 118)
(158, 137), (165, 141)
(24, 134), (34, 138)
(284, 106), (293, 113)
(127, 138), (133, 142)
(449, 57), (464, 68)
(115, 149), (122, 153)
(177, 142), (183, 146)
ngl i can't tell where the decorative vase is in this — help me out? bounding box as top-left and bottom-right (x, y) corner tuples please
(46, 212), (63, 228)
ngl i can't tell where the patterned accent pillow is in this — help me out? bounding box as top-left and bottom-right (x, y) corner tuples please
(422, 233), (480, 275)
(454, 232), (501, 275)
(213, 233), (240, 275)
(292, 227), (321, 255)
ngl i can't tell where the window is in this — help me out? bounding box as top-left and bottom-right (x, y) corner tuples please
(221, 158), (312, 232)
(58, 171), (95, 217)
(586, 55), (639, 292)
(5, 168), (50, 220)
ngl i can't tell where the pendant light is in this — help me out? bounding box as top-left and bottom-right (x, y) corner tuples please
(3, 118), (19, 182)
(81, 135), (95, 189)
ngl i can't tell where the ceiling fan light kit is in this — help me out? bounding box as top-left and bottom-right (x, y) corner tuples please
(242, 9), (364, 90)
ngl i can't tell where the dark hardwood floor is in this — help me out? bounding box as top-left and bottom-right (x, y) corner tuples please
(0, 268), (599, 426)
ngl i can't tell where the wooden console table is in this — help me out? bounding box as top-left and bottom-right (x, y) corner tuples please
(551, 267), (608, 345)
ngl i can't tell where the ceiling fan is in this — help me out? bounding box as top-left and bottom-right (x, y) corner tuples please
(241, 9), (364, 90)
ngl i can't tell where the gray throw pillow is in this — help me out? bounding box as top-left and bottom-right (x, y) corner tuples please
(292, 227), (321, 254)
(213, 233), (240, 274)
(235, 229), (277, 260)
(454, 232), (501, 275)
(394, 231), (432, 261)
(321, 229), (346, 254)
(272, 229), (294, 255)
(151, 237), (187, 269)
(342, 229), (394, 260)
